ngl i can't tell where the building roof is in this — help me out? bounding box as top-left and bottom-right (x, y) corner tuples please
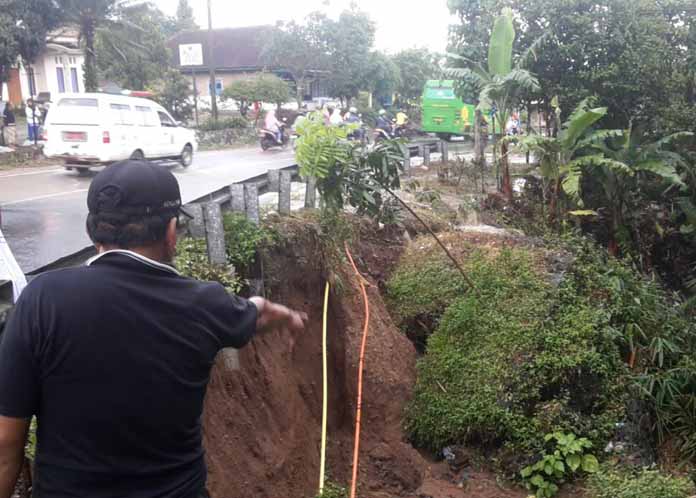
(168, 26), (274, 71)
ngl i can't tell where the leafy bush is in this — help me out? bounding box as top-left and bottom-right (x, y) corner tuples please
(197, 116), (250, 131)
(222, 212), (274, 272)
(175, 238), (243, 293)
(405, 245), (628, 459)
(386, 258), (468, 349)
(521, 432), (599, 497)
(316, 481), (347, 498)
(587, 466), (695, 498)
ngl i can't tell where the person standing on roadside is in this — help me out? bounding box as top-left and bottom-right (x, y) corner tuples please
(0, 160), (308, 498)
(2, 103), (16, 147)
(25, 99), (40, 143)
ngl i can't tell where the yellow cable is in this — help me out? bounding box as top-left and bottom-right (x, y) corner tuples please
(318, 281), (330, 496)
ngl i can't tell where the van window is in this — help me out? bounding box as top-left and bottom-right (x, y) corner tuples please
(424, 87), (456, 100)
(109, 103), (133, 125)
(48, 97), (100, 125)
(157, 111), (176, 128)
(135, 106), (158, 126)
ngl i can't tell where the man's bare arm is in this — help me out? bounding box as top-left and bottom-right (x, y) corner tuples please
(0, 416), (29, 498)
(249, 297), (307, 335)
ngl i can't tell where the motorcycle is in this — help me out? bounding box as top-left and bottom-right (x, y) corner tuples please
(259, 120), (289, 151)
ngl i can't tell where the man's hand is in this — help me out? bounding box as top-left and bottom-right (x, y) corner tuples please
(249, 297), (308, 335)
(0, 416), (29, 498)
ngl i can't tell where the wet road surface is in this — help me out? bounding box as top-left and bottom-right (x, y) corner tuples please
(0, 147), (295, 273)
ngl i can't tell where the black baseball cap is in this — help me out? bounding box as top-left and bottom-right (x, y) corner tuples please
(87, 160), (191, 218)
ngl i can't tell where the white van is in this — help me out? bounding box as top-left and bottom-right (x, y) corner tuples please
(43, 93), (197, 173)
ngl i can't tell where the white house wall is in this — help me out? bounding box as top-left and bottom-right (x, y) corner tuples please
(18, 46), (85, 101)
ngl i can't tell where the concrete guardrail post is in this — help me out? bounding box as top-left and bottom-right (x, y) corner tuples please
(305, 177), (317, 208)
(441, 140), (449, 163)
(403, 147), (411, 175)
(267, 169), (281, 193)
(278, 171), (292, 214)
(185, 203), (205, 238)
(230, 184), (245, 213)
(423, 145), (431, 166)
(244, 183), (260, 225)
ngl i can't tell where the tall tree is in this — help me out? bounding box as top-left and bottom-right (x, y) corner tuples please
(363, 52), (401, 107)
(0, 7), (20, 97)
(391, 48), (440, 107)
(95, 2), (169, 90)
(16, 1), (62, 62)
(448, 8), (540, 200)
(261, 16), (329, 106)
(324, 8), (375, 103)
(174, 0), (197, 32)
(57, 0), (120, 91)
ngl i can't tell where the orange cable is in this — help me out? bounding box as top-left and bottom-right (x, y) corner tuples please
(344, 243), (370, 498)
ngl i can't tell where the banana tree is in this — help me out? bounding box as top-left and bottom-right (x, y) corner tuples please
(567, 127), (693, 255)
(447, 8), (541, 200)
(518, 97), (621, 221)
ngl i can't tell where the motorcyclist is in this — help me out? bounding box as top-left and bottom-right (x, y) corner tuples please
(344, 107), (360, 124)
(394, 110), (409, 137)
(264, 109), (283, 144)
(344, 107), (363, 141)
(376, 109), (392, 135)
(330, 107), (344, 126)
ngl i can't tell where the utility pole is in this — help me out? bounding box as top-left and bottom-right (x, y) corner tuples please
(206, 0), (218, 122)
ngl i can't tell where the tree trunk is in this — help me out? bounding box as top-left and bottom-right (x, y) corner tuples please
(525, 101), (531, 164)
(549, 176), (561, 223)
(501, 140), (513, 201)
(82, 20), (98, 92)
(474, 109), (486, 193)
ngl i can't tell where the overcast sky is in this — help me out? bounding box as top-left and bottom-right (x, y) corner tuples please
(152, 0), (455, 54)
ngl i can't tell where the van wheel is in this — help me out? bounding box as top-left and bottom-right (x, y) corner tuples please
(130, 149), (145, 161)
(180, 145), (193, 168)
(76, 167), (89, 176)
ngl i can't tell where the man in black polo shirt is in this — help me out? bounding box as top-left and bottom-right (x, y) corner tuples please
(0, 161), (307, 498)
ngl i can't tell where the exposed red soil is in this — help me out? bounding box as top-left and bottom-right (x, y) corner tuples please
(200, 220), (583, 498)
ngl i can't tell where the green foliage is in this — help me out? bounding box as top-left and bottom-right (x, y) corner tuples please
(392, 48), (441, 107)
(316, 481), (347, 498)
(173, 0), (197, 32)
(404, 237), (691, 463)
(587, 466), (695, 498)
(296, 112), (405, 221)
(261, 17), (329, 105)
(95, 2), (170, 91)
(520, 432), (598, 497)
(24, 417), (37, 461)
(197, 116), (250, 131)
(222, 213), (274, 272)
(175, 238), (243, 293)
(149, 68), (194, 122)
(386, 257), (469, 344)
(222, 74), (291, 110)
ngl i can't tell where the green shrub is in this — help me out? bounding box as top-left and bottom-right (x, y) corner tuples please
(316, 481), (347, 498)
(175, 238), (243, 293)
(587, 466), (695, 498)
(521, 432), (599, 497)
(386, 258), (468, 347)
(405, 246), (628, 459)
(198, 116), (250, 131)
(222, 212), (274, 272)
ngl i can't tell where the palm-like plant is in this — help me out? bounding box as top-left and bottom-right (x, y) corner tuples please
(447, 8), (541, 200)
(575, 128), (693, 255)
(58, 0), (145, 92)
(518, 97), (622, 222)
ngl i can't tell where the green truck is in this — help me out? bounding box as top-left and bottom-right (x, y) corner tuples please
(421, 80), (476, 140)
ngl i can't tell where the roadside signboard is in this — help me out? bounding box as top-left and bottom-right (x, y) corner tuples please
(179, 44), (204, 67)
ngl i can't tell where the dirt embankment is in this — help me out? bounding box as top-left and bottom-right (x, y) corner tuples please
(202, 222), (424, 498)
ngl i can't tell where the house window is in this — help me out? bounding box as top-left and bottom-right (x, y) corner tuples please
(209, 79), (223, 96)
(70, 67), (79, 92)
(56, 67), (66, 93)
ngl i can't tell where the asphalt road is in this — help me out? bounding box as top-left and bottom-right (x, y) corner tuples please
(0, 147), (296, 273)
